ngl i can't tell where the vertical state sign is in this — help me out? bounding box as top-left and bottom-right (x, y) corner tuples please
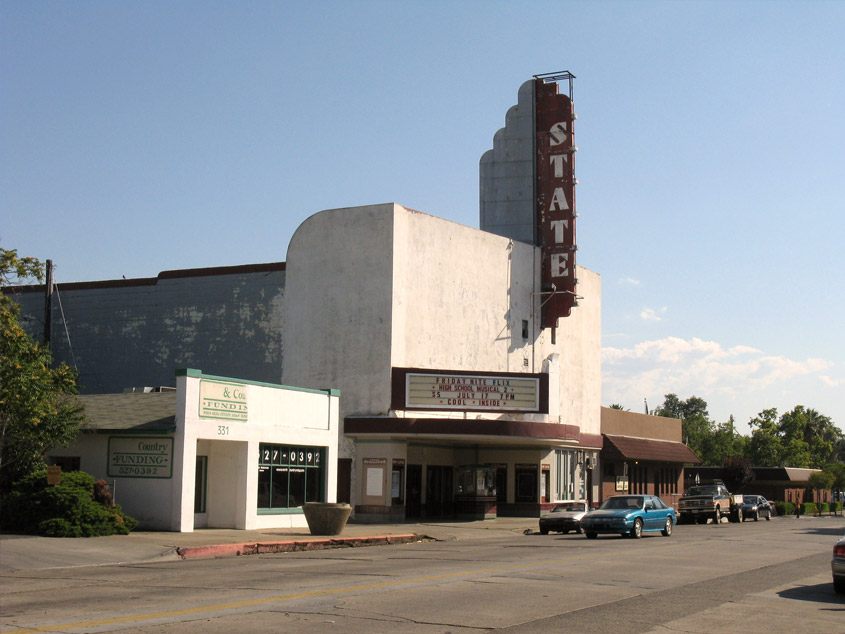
(535, 76), (577, 327)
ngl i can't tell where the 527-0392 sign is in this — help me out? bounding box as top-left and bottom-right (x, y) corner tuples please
(108, 437), (173, 478)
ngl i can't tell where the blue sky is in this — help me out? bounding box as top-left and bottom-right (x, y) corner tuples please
(2, 1), (843, 433)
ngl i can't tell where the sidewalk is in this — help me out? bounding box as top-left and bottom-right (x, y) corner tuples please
(0, 517), (538, 572)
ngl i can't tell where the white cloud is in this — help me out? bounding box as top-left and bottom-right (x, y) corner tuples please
(639, 306), (667, 322)
(820, 375), (845, 388)
(618, 276), (640, 286)
(602, 336), (835, 424)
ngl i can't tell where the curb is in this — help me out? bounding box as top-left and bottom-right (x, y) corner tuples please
(176, 533), (425, 560)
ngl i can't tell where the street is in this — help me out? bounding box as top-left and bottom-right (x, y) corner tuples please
(2, 516), (843, 633)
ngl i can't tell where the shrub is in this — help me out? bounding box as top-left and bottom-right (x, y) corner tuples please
(820, 502), (830, 514)
(0, 469), (138, 537)
(833, 501), (843, 514)
(774, 501), (794, 516)
(801, 502), (817, 515)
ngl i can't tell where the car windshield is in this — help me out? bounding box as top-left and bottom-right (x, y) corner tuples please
(686, 486), (719, 496)
(743, 496), (757, 503)
(553, 503), (585, 512)
(599, 496), (643, 510)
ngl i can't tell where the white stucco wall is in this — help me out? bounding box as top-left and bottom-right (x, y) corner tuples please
(175, 371), (340, 531)
(48, 371), (339, 532)
(283, 202), (601, 436)
(283, 204), (396, 425)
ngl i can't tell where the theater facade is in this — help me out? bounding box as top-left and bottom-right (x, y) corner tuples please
(7, 74), (694, 529)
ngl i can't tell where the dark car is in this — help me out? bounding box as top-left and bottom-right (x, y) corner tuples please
(580, 494), (676, 539)
(538, 501), (588, 535)
(833, 533), (845, 594)
(740, 495), (772, 521)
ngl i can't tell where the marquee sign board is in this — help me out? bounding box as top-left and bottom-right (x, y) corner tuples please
(535, 73), (578, 327)
(392, 367), (549, 413)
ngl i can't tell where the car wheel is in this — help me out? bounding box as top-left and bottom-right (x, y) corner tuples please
(735, 508), (743, 523)
(631, 518), (643, 539)
(575, 527), (582, 534)
(540, 527), (549, 535)
(586, 532), (597, 539)
(714, 507), (721, 523)
(661, 517), (672, 537)
(834, 578), (845, 594)
(754, 511), (759, 521)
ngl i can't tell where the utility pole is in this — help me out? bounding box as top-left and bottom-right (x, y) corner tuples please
(44, 259), (53, 348)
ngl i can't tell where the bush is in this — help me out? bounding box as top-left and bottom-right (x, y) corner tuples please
(0, 469), (138, 537)
(820, 502), (830, 514)
(801, 502), (817, 515)
(774, 501), (794, 516)
(833, 501), (843, 514)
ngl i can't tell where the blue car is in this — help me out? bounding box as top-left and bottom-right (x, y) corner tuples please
(581, 494), (676, 539)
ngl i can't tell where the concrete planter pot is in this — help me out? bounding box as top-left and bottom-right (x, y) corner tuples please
(303, 502), (352, 536)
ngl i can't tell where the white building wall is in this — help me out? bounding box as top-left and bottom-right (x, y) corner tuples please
(282, 204), (398, 446)
(282, 203), (601, 511)
(47, 435), (176, 530)
(176, 371), (340, 531)
(49, 371), (339, 532)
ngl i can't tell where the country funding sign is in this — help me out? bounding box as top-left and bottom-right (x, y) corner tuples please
(199, 379), (248, 421)
(405, 372), (541, 412)
(108, 437), (173, 478)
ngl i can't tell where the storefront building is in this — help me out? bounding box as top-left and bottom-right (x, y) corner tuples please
(597, 407), (701, 508)
(46, 369), (339, 531)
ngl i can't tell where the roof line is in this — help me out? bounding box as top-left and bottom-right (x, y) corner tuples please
(3, 261), (286, 293)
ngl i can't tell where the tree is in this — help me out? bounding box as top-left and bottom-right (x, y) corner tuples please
(720, 455), (753, 492)
(699, 417), (747, 466)
(608, 403), (628, 410)
(1, 248), (84, 492)
(747, 408), (783, 467)
(824, 463), (845, 514)
(654, 394), (713, 462)
(807, 471), (834, 510)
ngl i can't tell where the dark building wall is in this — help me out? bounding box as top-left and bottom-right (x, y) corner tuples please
(9, 263), (286, 393)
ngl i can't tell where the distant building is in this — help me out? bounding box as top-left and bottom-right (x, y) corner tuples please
(684, 466), (831, 507)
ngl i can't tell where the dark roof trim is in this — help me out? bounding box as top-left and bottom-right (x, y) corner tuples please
(3, 261), (286, 294)
(345, 417), (603, 448)
(602, 434), (702, 464)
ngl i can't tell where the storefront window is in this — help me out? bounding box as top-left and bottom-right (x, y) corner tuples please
(258, 444), (325, 510)
(555, 450), (576, 500)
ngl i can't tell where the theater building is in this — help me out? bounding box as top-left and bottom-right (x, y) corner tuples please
(10, 74), (633, 527)
(282, 202), (602, 521)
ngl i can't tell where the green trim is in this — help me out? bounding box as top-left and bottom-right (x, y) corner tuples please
(176, 368), (339, 397)
(91, 428), (176, 435)
(257, 508), (305, 515)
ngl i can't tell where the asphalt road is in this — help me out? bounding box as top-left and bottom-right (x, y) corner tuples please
(2, 516), (843, 634)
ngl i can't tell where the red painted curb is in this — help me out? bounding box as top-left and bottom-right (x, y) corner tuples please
(176, 533), (423, 560)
